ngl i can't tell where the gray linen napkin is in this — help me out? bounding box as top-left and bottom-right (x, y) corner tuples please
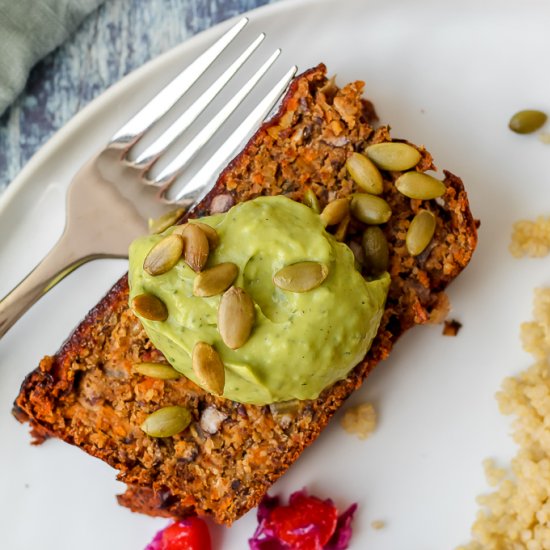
(0, 0), (104, 116)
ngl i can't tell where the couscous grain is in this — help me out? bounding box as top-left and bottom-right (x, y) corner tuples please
(510, 217), (550, 258)
(340, 402), (377, 440)
(459, 288), (550, 549)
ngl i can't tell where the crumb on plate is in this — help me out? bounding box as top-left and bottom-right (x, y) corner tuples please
(443, 319), (462, 336)
(340, 402), (376, 440)
(371, 520), (385, 530)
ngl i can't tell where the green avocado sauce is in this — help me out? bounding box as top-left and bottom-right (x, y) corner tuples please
(128, 196), (390, 405)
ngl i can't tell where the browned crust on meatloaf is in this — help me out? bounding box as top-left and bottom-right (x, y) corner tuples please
(14, 64), (478, 524)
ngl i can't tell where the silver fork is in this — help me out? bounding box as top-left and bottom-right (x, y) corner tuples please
(0, 17), (297, 339)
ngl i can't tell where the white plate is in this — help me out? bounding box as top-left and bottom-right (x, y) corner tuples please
(2, 0), (550, 548)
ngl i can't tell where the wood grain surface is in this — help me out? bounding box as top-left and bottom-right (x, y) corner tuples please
(0, 0), (277, 192)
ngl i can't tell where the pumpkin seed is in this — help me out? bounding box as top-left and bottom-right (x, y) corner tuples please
(303, 189), (321, 213)
(362, 226), (389, 274)
(270, 399), (300, 416)
(350, 193), (392, 224)
(509, 109), (547, 134)
(179, 223), (209, 272)
(320, 198), (349, 227)
(143, 234), (184, 276)
(189, 222), (220, 249)
(334, 215), (350, 242)
(193, 262), (239, 297)
(192, 342), (225, 395)
(132, 293), (168, 321)
(174, 222), (219, 250)
(273, 261), (329, 293)
(218, 287), (255, 349)
(140, 405), (192, 438)
(348, 241), (366, 269)
(406, 210), (437, 256)
(134, 362), (182, 380)
(346, 152), (383, 195)
(148, 208), (185, 234)
(395, 172), (446, 200)
(366, 142), (421, 171)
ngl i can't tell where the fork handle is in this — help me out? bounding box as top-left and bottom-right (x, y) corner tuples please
(0, 230), (98, 339)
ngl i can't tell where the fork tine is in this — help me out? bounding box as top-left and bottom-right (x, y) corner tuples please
(151, 49), (285, 186)
(163, 65), (298, 206)
(109, 17), (248, 146)
(133, 32), (266, 168)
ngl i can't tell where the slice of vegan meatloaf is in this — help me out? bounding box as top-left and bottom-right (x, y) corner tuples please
(14, 63), (478, 525)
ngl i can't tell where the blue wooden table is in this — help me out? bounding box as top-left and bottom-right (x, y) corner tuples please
(0, 0), (278, 192)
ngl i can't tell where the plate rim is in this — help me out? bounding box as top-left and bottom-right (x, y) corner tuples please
(3, 0), (550, 548)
